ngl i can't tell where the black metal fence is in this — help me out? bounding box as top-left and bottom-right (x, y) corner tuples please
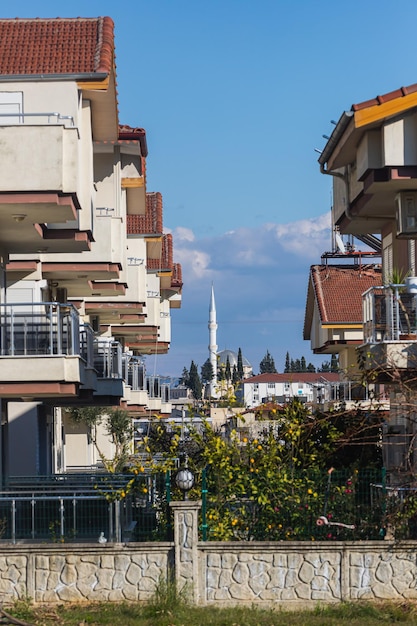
(0, 472), (172, 544)
(199, 467), (415, 541)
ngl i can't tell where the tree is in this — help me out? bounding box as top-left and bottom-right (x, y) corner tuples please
(300, 356), (307, 372)
(259, 350), (277, 374)
(179, 367), (189, 386)
(188, 360), (202, 400)
(284, 351), (290, 373)
(237, 348), (244, 380)
(201, 359), (214, 384)
(232, 364), (239, 385)
(331, 354), (339, 372)
(225, 356), (232, 381)
(67, 406), (134, 473)
(217, 365), (225, 381)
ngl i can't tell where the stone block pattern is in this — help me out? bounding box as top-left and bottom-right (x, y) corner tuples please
(1, 542), (417, 606)
(205, 549), (341, 603)
(0, 546), (171, 603)
(349, 551), (417, 600)
(202, 544), (417, 605)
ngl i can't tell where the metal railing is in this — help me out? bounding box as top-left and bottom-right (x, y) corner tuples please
(326, 381), (388, 403)
(200, 467), (387, 541)
(0, 473), (172, 543)
(93, 340), (123, 379)
(0, 112), (75, 126)
(123, 356), (170, 401)
(0, 302), (80, 357)
(362, 285), (417, 343)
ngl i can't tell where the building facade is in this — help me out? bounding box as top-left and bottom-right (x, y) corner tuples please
(239, 372), (340, 409)
(317, 80), (417, 484)
(0, 17), (182, 476)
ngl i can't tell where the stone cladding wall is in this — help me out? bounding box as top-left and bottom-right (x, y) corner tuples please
(0, 544), (171, 603)
(1, 506), (417, 607)
(199, 541), (417, 607)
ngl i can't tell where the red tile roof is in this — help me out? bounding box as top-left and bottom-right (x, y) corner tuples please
(0, 17), (114, 76)
(118, 125), (148, 157)
(352, 83), (417, 112)
(309, 264), (381, 324)
(244, 372), (340, 384)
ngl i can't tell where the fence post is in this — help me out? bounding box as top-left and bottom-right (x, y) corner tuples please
(114, 500), (121, 542)
(201, 468), (208, 541)
(169, 499), (201, 604)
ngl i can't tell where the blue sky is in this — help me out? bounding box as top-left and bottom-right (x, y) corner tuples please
(5, 1), (417, 376)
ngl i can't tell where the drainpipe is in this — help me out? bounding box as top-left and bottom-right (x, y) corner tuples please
(318, 111), (354, 223)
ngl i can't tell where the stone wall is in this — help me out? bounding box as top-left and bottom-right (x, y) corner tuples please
(0, 543), (172, 603)
(199, 541), (417, 607)
(1, 502), (417, 607)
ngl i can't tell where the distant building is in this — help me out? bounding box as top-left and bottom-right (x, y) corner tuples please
(239, 372), (340, 409)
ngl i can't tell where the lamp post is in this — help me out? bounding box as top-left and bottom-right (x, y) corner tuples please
(175, 462), (194, 500)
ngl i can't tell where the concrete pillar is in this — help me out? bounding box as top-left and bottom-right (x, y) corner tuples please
(170, 500), (201, 603)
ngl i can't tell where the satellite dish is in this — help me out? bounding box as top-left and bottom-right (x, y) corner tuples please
(335, 231), (346, 254)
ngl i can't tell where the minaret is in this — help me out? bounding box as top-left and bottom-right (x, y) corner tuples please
(208, 284), (218, 397)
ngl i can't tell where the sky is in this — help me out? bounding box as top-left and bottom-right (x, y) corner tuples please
(4, 0), (417, 377)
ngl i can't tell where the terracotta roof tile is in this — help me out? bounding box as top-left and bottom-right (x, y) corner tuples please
(352, 83), (417, 112)
(310, 264), (381, 324)
(0, 17), (114, 76)
(244, 372), (340, 384)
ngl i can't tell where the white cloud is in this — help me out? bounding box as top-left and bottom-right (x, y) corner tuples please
(175, 247), (212, 280)
(172, 226), (195, 242)
(266, 212), (331, 258)
(160, 212), (333, 375)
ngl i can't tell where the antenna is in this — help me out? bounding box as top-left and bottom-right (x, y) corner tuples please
(335, 231), (346, 254)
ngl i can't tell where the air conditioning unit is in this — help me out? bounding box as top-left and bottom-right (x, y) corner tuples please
(396, 191), (417, 237)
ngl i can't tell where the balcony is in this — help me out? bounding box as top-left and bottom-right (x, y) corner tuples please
(121, 356), (171, 413)
(358, 285), (417, 381)
(0, 124), (78, 196)
(93, 339), (124, 401)
(0, 302), (92, 397)
(0, 113), (90, 254)
(315, 380), (389, 411)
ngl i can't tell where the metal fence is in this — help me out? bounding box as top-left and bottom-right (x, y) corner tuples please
(0, 472), (172, 544)
(200, 467), (397, 541)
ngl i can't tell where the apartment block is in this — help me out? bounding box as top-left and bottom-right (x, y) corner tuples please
(0, 17), (182, 475)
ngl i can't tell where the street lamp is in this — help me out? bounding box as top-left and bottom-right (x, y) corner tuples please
(175, 464), (195, 500)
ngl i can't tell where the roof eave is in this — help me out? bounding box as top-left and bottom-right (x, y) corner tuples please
(318, 111), (354, 168)
(0, 72), (109, 82)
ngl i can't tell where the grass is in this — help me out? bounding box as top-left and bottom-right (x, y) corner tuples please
(7, 598), (417, 626)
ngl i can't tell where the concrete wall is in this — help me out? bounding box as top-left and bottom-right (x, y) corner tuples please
(2, 501), (417, 607)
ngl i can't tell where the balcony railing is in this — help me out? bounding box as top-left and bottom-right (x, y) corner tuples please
(0, 111), (75, 126)
(122, 355), (170, 401)
(362, 285), (417, 343)
(326, 381), (388, 403)
(0, 302), (82, 357)
(93, 340), (123, 379)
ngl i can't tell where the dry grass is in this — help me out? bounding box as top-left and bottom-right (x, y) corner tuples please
(7, 599), (417, 626)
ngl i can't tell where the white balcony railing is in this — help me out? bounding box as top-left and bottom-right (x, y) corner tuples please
(362, 285), (417, 343)
(0, 112), (75, 126)
(0, 302), (82, 357)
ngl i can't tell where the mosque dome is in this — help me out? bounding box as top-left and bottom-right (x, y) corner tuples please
(217, 349), (251, 368)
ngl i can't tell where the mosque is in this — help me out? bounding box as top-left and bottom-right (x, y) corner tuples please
(208, 286), (252, 397)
